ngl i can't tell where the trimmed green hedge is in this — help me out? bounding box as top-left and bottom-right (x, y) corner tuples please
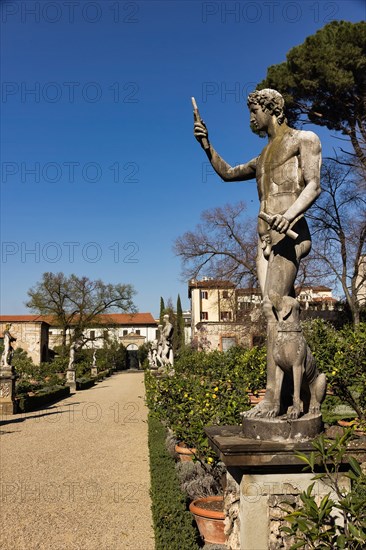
(148, 414), (201, 550)
(95, 369), (112, 381)
(17, 385), (70, 413)
(76, 378), (95, 391)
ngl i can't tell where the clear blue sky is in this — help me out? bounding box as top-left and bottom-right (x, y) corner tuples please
(1, 0), (365, 317)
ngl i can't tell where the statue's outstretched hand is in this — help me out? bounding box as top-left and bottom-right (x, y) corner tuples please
(194, 119), (209, 148)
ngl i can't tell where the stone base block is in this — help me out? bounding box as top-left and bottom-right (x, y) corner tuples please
(65, 369), (76, 391)
(239, 471), (349, 550)
(0, 400), (17, 415)
(242, 413), (323, 442)
(0, 374), (16, 415)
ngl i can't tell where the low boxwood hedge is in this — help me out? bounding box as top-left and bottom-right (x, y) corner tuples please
(17, 385), (70, 413)
(76, 378), (95, 390)
(95, 368), (113, 380)
(148, 414), (201, 550)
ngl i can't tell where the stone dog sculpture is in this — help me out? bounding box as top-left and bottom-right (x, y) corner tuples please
(270, 291), (327, 419)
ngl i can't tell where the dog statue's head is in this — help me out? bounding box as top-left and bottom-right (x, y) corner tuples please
(269, 291), (300, 323)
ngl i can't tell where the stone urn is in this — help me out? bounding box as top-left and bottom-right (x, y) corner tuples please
(189, 495), (226, 545)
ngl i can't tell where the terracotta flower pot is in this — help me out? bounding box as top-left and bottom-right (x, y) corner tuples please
(189, 495), (226, 544)
(338, 419), (366, 436)
(249, 389), (266, 405)
(175, 442), (197, 462)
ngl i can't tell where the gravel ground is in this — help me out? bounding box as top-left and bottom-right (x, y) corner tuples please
(0, 372), (155, 550)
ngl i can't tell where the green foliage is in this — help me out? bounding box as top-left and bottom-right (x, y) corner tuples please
(303, 320), (366, 421)
(148, 414), (200, 550)
(16, 379), (40, 395)
(258, 21), (366, 155)
(137, 342), (149, 366)
(75, 361), (92, 378)
(13, 349), (66, 387)
(49, 355), (68, 373)
(12, 348), (35, 377)
(145, 346), (266, 463)
(283, 429), (366, 549)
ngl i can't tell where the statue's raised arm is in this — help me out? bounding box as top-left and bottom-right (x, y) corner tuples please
(192, 97), (257, 182)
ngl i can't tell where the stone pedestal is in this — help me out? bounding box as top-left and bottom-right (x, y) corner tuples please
(91, 366), (98, 377)
(65, 369), (76, 391)
(0, 372), (17, 415)
(242, 413), (323, 442)
(206, 425), (366, 550)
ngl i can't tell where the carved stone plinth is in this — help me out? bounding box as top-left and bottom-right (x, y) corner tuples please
(0, 372), (16, 415)
(242, 414), (323, 442)
(91, 367), (98, 377)
(206, 426), (366, 550)
(65, 369), (76, 391)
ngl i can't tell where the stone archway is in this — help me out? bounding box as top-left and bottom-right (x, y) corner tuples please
(126, 343), (139, 370)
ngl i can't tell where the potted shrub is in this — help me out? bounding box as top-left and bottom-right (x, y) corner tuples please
(176, 460), (227, 545)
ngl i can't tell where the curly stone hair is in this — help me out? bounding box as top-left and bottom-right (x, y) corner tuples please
(247, 89), (287, 125)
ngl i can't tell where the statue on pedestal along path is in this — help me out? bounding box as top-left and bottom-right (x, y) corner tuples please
(68, 340), (77, 371)
(1, 324), (16, 371)
(161, 314), (174, 368)
(193, 89), (326, 420)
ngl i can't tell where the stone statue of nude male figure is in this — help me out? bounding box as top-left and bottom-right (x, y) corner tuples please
(194, 88), (325, 419)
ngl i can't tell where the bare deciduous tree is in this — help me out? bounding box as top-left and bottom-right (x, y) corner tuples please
(307, 160), (366, 326)
(26, 272), (136, 350)
(174, 201), (258, 288)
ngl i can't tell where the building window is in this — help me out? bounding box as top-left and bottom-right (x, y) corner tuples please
(123, 330), (128, 336)
(222, 291), (228, 299)
(220, 311), (232, 321)
(103, 330), (108, 339)
(155, 329), (159, 339)
(201, 312), (208, 320)
(90, 330), (95, 341)
(201, 291), (208, 299)
(136, 330), (140, 335)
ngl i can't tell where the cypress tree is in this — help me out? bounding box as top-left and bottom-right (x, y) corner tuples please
(175, 294), (185, 352)
(159, 297), (165, 325)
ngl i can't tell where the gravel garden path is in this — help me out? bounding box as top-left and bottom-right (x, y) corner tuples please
(0, 372), (155, 550)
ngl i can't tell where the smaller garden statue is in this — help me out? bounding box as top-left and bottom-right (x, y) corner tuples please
(66, 337), (82, 389)
(91, 350), (98, 377)
(1, 324), (16, 372)
(156, 324), (164, 368)
(68, 340), (77, 371)
(148, 342), (158, 370)
(161, 314), (174, 367)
